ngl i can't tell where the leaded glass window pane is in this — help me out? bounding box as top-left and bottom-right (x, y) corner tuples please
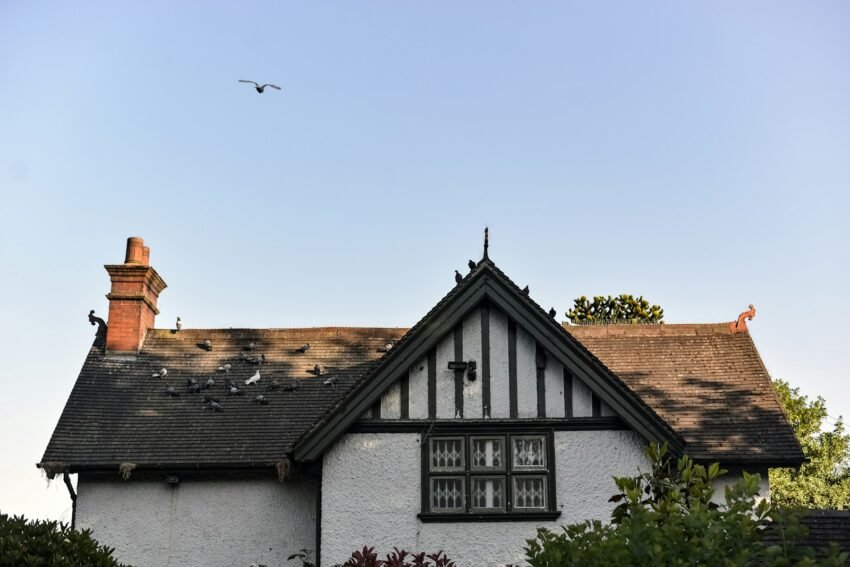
(471, 477), (504, 511)
(430, 438), (464, 471)
(430, 477), (465, 512)
(512, 436), (546, 470)
(471, 437), (504, 471)
(513, 476), (547, 509)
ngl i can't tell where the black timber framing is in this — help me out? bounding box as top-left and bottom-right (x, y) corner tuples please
(508, 319), (518, 418)
(592, 393), (601, 417)
(535, 342), (546, 418)
(427, 349), (437, 419)
(294, 260), (683, 462)
(481, 302), (491, 418)
(349, 417), (628, 434)
(564, 366), (573, 418)
(454, 325), (463, 418)
(400, 374), (409, 420)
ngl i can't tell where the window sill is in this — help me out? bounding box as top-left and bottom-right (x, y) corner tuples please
(418, 511), (561, 523)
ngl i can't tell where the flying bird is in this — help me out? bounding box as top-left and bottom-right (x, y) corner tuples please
(295, 343), (310, 353)
(238, 80), (281, 94)
(245, 371), (261, 386)
(455, 270), (463, 285)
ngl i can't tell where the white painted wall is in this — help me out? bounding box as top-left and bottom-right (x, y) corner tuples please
(408, 355), (429, 419)
(76, 477), (317, 567)
(515, 325), (538, 418)
(711, 467), (770, 506)
(462, 310), (483, 418)
(490, 307), (510, 418)
(321, 430), (648, 567)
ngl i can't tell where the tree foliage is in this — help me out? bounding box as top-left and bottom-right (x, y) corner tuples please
(0, 512), (129, 567)
(566, 295), (664, 325)
(524, 444), (847, 566)
(770, 379), (850, 509)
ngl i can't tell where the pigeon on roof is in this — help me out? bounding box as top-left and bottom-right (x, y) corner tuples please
(218, 364), (231, 373)
(283, 379), (301, 392)
(238, 80), (281, 94)
(165, 386), (179, 397)
(176, 317), (182, 332)
(246, 354), (265, 365)
(267, 380), (280, 391)
(295, 343), (310, 353)
(309, 364), (323, 376)
(468, 260), (476, 271)
(376, 342), (394, 353)
(455, 270), (463, 285)
(549, 307), (557, 318)
(522, 286), (530, 295)
(208, 400), (223, 412)
(245, 371), (261, 386)
(254, 394), (269, 405)
(202, 339), (213, 351)
(202, 394), (219, 404)
(246, 342), (256, 351)
(228, 385), (242, 396)
(204, 377), (216, 389)
(323, 376), (337, 387)
(153, 368), (167, 378)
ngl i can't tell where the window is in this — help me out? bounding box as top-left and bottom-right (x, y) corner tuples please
(422, 431), (558, 521)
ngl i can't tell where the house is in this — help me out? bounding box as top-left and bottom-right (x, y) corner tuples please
(40, 235), (803, 567)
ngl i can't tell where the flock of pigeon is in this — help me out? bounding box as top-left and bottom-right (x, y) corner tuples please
(150, 260), (557, 415)
(156, 325), (350, 414)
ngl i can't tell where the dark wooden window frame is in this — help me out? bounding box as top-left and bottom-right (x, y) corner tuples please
(419, 428), (561, 523)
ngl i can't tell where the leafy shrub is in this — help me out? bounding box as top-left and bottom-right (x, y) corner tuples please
(524, 444), (848, 567)
(0, 512), (130, 567)
(336, 546), (456, 567)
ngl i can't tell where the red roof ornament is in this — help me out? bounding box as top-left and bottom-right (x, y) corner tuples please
(730, 304), (756, 333)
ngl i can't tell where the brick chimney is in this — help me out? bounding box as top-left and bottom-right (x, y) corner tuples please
(104, 237), (167, 352)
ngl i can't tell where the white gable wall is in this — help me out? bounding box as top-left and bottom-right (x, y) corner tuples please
(321, 430), (649, 567)
(75, 477), (317, 567)
(377, 304), (610, 421)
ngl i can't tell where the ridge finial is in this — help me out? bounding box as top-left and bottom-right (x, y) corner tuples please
(483, 227), (489, 260)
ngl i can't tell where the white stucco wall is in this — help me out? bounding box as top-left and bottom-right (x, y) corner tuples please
(462, 310), (483, 418)
(711, 467), (770, 506)
(321, 430), (648, 567)
(76, 477), (317, 567)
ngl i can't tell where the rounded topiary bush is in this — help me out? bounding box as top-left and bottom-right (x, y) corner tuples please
(0, 512), (130, 567)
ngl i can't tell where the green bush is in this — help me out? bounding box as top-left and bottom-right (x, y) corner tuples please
(0, 512), (130, 567)
(525, 444), (848, 566)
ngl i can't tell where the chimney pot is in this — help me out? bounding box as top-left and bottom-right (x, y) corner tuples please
(142, 246), (151, 266)
(125, 237), (145, 265)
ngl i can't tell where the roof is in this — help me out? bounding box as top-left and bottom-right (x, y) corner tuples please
(764, 511), (850, 555)
(295, 257), (684, 462)
(41, 328), (405, 470)
(566, 323), (803, 465)
(40, 260), (802, 470)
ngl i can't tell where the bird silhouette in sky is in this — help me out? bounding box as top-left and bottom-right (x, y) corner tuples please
(239, 80), (281, 94)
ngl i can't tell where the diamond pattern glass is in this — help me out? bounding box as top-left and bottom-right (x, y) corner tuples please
(472, 477), (504, 510)
(471, 438), (504, 470)
(431, 477), (465, 512)
(513, 476), (546, 509)
(512, 436), (546, 469)
(430, 438), (464, 471)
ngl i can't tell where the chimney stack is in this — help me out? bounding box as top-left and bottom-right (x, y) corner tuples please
(104, 237), (167, 352)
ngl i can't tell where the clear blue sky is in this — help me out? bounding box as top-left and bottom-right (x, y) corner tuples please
(1, 1), (848, 522)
